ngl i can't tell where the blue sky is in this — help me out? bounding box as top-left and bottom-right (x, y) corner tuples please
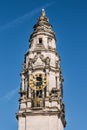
(0, 0), (87, 130)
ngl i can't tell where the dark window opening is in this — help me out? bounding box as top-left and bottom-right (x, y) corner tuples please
(36, 90), (42, 98)
(39, 38), (42, 43)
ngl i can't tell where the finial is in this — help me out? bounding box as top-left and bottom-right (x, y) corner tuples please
(41, 8), (45, 16)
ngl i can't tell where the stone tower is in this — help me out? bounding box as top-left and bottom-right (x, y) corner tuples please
(16, 9), (66, 130)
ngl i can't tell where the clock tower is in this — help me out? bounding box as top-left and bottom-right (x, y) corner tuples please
(16, 9), (66, 130)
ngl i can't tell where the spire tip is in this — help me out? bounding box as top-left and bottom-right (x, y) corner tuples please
(41, 8), (45, 16)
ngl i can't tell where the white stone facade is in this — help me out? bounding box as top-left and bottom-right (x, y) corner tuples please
(18, 115), (64, 130)
(16, 9), (66, 130)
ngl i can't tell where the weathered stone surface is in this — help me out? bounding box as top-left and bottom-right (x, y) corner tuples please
(16, 9), (66, 130)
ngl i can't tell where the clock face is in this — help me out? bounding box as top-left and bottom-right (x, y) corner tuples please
(29, 73), (47, 91)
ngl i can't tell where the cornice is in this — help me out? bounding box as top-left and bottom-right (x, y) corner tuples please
(25, 49), (59, 58)
(16, 109), (66, 127)
(30, 31), (56, 41)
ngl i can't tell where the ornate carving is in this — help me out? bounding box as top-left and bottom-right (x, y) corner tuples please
(28, 55), (38, 69)
(49, 88), (58, 102)
(28, 54), (50, 69)
(49, 87), (63, 104)
(40, 54), (50, 66)
(45, 57), (50, 66)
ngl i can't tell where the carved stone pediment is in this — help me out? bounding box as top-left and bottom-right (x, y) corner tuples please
(28, 54), (50, 69)
(33, 56), (45, 68)
(28, 54), (45, 69)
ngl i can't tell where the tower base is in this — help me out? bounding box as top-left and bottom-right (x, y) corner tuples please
(18, 115), (63, 130)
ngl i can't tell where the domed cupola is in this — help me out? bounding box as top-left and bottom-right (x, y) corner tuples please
(29, 9), (56, 51)
(30, 9), (56, 40)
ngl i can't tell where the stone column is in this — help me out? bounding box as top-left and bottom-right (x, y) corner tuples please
(46, 69), (49, 97)
(21, 75), (25, 91)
